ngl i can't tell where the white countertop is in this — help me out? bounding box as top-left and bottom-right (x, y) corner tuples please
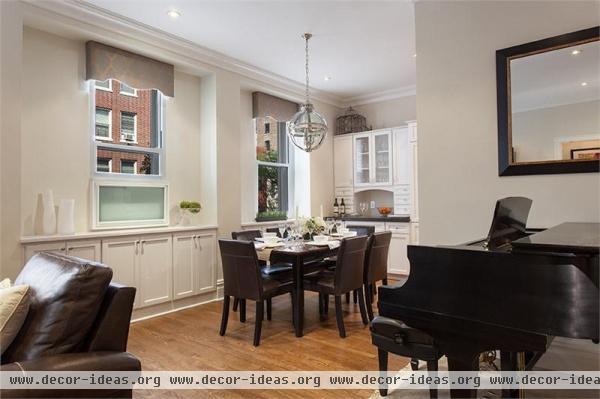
(21, 224), (218, 244)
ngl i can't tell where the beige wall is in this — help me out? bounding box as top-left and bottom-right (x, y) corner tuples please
(415, 1), (600, 245)
(512, 100), (600, 162)
(353, 95), (416, 130)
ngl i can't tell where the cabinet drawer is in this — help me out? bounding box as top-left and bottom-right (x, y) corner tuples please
(394, 194), (411, 205)
(394, 205), (411, 215)
(395, 185), (410, 195)
(386, 223), (409, 233)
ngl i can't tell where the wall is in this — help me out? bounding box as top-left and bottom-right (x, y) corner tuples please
(512, 99), (600, 162)
(352, 95), (416, 130)
(415, 1), (600, 245)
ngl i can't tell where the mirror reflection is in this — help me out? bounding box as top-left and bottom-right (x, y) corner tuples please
(510, 40), (599, 163)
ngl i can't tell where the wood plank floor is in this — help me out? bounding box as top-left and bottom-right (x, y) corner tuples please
(128, 290), (409, 398)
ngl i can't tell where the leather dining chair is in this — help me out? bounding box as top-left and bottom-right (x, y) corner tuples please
(231, 229), (262, 241)
(363, 231), (392, 320)
(266, 227), (289, 238)
(218, 240), (294, 346)
(303, 236), (369, 338)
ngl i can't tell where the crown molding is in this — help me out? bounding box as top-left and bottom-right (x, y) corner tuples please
(342, 85), (417, 107)
(20, 0), (346, 107)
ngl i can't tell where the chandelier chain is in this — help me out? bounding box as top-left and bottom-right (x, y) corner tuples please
(305, 33), (310, 104)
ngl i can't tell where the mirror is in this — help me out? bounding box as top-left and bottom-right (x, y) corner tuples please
(496, 27), (600, 176)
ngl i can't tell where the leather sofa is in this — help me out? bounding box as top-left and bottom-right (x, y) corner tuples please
(1, 252), (141, 398)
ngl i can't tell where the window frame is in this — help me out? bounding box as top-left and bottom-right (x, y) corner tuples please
(94, 108), (113, 141)
(90, 80), (166, 180)
(95, 80), (112, 92)
(97, 158), (113, 173)
(119, 83), (137, 97)
(120, 159), (138, 175)
(120, 111), (138, 144)
(255, 119), (294, 215)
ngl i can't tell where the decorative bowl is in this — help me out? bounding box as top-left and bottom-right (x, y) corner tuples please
(377, 207), (393, 216)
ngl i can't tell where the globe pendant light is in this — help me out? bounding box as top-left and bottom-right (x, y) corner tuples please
(288, 33), (328, 153)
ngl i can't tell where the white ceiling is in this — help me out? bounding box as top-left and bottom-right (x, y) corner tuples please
(511, 40), (600, 112)
(84, 0), (416, 102)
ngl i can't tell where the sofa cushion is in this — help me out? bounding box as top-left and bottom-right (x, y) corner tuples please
(0, 281), (30, 355)
(2, 252), (112, 362)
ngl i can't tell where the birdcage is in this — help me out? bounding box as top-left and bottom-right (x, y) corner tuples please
(335, 107), (370, 135)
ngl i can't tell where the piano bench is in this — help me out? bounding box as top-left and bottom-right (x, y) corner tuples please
(371, 316), (442, 398)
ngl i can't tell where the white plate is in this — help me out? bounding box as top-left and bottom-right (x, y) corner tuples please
(255, 237), (282, 243)
(307, 241), (339, 247)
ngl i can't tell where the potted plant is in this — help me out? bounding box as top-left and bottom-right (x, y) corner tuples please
(301, 216), (326, 240)
(255, 210), (287, 223)
(179, 200), (202, 225)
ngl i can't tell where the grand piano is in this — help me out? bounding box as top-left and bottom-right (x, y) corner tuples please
(378, 197), (600, 398)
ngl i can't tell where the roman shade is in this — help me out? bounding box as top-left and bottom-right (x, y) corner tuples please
(86, 41), (175, 97)
(252, 92), (299, 121)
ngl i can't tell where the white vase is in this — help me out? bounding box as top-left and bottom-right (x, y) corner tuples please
(57, 199), (75, 235)
(42, 190), (56, 235)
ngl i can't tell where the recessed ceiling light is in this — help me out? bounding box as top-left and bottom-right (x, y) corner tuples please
(167, 9), (181, 18)
(581, 82), (588, 86)
(324, 76), (332, 81)
(571, 49), (581, 55)
(412, 53), (417, 58)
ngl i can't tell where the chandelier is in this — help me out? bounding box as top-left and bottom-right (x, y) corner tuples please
(288, 33), (328, 153)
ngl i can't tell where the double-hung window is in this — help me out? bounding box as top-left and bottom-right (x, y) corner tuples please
(256, 116), (291, 215)
(91, 79), (164, 177)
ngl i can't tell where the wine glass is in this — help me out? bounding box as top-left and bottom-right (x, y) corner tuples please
(360, 202), (368, 216)
(278, 223), (286, 239)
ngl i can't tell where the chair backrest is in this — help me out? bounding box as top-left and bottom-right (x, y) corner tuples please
(218, 239), (263, 301)
(364, 231), (392, 284)
(347, 225), (375, 237)
(265, 227), (288, 238)
(231, 230), (262, 241)
(334, 236), (368, 295)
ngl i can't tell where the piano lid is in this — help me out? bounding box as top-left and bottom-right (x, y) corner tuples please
(484, 196), (532, 250)
(512, 222), (600, 254)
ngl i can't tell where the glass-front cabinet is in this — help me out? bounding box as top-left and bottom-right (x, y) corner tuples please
(353, 129), (393, 187)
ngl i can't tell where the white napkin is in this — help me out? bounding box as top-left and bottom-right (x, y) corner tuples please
(254, 242), (267, 250)
(327, 241), (341, 250)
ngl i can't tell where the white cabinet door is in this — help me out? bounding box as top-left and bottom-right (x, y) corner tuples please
(102, 237), (139, 307)
(388, 232), (410, 275)
(410, 222), (419, 245)
(173, 233), (195, 299)
(354, 133), (371, 186)
(373, 130), (393, 185)
(138, 235), (172, 308)
(24, 242), (66, 263)
(410, 141), (419, 221)
(66, 239), (101, 262)
(334, 135), (354, 188)
(196, 234), (216, 293)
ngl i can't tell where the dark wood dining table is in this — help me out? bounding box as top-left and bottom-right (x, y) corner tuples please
(267, 243), (339, 337)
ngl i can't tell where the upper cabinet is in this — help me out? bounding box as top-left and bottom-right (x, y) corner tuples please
(333, 135), (354, 188)
(353, 129), (393, 187)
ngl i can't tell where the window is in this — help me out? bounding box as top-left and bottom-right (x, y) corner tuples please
(121, 160), (137, 174)
(91, 79), (164, 177)
(256, 116), (290, 215)
(120, 112), (137, 143)
(95, 80), (112, 91)
(95, 108), (112, 140)
(119, 83), (137, 97)
(97, 158), (112, 173)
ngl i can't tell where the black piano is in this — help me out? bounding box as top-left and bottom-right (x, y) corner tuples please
(378, 197), (600, 398)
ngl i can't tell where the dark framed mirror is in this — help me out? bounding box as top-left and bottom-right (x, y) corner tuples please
(496, 27), (600, 176)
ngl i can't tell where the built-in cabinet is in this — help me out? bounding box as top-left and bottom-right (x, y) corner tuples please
(22, 226), (217, 314)
(353, 129), (393, 187)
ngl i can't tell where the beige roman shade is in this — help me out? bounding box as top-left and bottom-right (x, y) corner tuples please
(86, 41), (175, 97)
(252, 92), (299, 121)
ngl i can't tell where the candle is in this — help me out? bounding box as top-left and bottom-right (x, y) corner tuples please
(320, 204), (323, 218)
(295, 205), (299, 220)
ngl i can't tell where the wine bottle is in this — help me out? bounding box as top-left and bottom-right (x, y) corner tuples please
(340, 198), (346, 216)
(333, 198), (339, 217)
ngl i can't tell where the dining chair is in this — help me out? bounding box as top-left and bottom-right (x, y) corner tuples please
(218, 239), (295, 346)
(230, 230), (293, 312)
(303, 236), (369, 338)
(363, 231), (392, 320)
(266, 227), (289, 238)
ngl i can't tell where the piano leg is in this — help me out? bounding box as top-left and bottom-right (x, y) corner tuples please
(446, 353), (479, 399)
(501, 351), (527, 399)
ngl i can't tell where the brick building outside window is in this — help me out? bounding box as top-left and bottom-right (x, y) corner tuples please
(94, 80), (161, 175)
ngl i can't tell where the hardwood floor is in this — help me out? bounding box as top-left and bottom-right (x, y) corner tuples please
(128, 290), (409, 398)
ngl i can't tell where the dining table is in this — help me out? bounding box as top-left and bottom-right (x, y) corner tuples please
(256, 240), (340, 337)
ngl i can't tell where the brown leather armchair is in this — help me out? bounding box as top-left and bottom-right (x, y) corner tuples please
(1, 252), (140, 398)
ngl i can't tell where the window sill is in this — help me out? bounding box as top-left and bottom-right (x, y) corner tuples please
(120, 140), (138, 145)
(95, 136), (113, 142)
(120, 92), (138, 97)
